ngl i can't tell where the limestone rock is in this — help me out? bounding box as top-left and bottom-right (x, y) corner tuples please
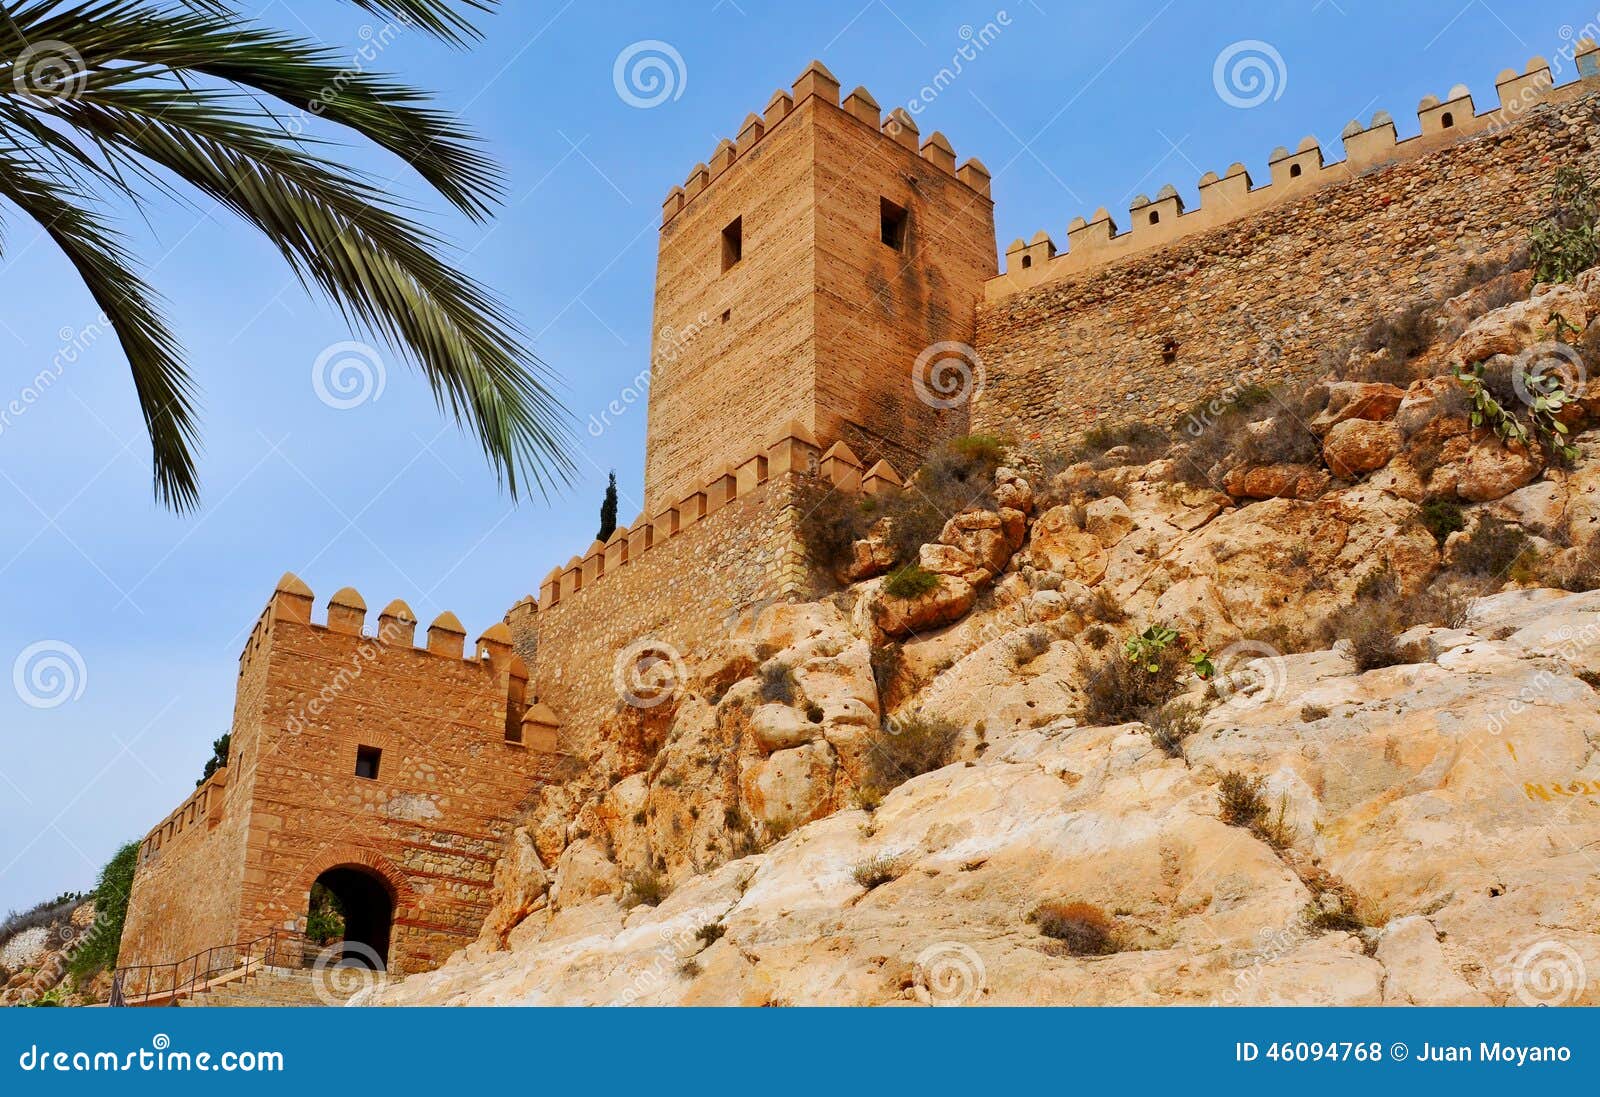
(1224, 463), (1331, 500)
(1322, 419), (1401, 477)
(868, 574), (977, 639)
(1453, 437), (1543, 502)
(1309, 381), (1406, 435)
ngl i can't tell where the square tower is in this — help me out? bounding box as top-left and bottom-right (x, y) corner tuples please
(643, 62), (998, 514)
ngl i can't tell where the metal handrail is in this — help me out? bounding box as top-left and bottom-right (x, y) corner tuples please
(109, 928), (308, 1006)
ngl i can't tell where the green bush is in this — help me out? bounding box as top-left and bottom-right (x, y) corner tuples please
(883, 564), (940, 599)
(1530, 167), (1600, 284)
(1420, 500), (1465, 545)
(67, 841), (139, 980)
(305, 882), (346, 945)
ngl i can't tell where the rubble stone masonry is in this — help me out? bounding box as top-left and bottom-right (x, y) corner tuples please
(973, 75), (1600, 454)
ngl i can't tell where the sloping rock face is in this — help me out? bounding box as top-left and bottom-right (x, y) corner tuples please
(360, 281), (1600, 1008)
(364, 590), (1600, 1007)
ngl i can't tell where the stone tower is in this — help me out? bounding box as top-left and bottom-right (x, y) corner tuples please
(642, 61), (999, 515)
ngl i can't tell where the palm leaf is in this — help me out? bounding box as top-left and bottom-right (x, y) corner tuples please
(0, 0), (572, 508)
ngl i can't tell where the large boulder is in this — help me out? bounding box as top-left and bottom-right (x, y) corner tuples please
(1309, 381), (1406, 435)
(1322, 419), (1401, 478)
(1224, 463), (1331, 500)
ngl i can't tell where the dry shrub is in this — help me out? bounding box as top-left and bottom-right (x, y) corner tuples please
(1028, 900), (1120, 955)
(623, 870), (668, 909)
(1082, 643), (1188, 726)
(851, 853), (907, 890)
(1075, 421), (1169, 466)
(1088, 586), (1127, 624)
(867, 713), (961, 790)
(1148, 699), (1204, 758)
(1217, 771), (1268, 829)
(1452, 515), (1529, 578)
(758, 660), (799, 705)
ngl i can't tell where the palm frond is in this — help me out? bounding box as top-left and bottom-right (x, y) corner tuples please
(0, 0), (573, 507)
(0, 149), (199, 508)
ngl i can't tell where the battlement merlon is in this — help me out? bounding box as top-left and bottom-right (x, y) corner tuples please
(992, 44), (1600, 299)
(240, 573), (522, 673)
(661, 60), (991, 226)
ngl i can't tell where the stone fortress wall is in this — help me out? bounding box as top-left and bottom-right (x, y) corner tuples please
(118, 579), (564, 976)
(644, 61), (997, 516)
(120, 44), (1600, 980)
(972, 44), (1600, 452)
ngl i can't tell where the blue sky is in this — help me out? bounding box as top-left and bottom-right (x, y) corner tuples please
(0, 0), (1584, 911)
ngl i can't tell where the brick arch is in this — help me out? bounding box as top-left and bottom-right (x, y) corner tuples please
(294, 844), (415, 911)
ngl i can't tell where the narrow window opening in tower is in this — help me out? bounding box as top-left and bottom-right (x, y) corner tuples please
(720, 216), (742, 272)
(1148, 210), (1160, 225)
(1021, 255), (1032, 269)
(1441, 112), (1454, 128)
(880, 197), (908, 251)
(1161, 338), (1179, 365)
(355, 745), (382, 780)
(1290, 163), (1303, 178)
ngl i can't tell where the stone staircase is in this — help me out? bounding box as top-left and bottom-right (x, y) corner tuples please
(176, 967), (386, 1007)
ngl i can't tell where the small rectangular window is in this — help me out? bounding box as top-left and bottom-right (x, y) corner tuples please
(721, 216), (743, 272)
(355, 745), (381, 780)
(880, 198), (907, 251)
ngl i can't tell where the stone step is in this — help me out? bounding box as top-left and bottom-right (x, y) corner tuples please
(178, 970), (385, 1008)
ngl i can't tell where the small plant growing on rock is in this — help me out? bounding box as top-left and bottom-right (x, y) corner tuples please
(1420, 499), (1466, 546)
(1010, 627), (1053, 667)
(1453, 515), (1529, 578)
(1148, 699), (1204, 760)
(695, 923), (726, 946)
(868, 713), (961, 790)
(1530, 166), (1600, 284)
(1082, 632), (1189, 726)
(1299, 703), (1330, 722)
(851, 853), (907, 890)
(1027, 900), (1120, 956)
(677, 958), (703, 978)
(1088, 587), (1127, 624)
(1218, 771), (1269, 829)
(758, 660), (800, 705)
(882, 564), (940, 600)
(623, 870), (669, 909)
(1082, 624), (1112, 649)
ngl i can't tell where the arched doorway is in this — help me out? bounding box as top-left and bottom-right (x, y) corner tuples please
(306, 865), (393, 970)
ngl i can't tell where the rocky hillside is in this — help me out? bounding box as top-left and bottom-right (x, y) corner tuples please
(0, 899), (99, 1007)
(365, 266), (1600, 1007)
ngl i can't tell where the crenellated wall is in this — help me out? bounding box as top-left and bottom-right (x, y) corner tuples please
(645, 60), (996, 515)
(509, 426), (904, 751)
(987, 44), (1600, 299)
(119, 579), (569, 978)
(972, 52), (1600, 453)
